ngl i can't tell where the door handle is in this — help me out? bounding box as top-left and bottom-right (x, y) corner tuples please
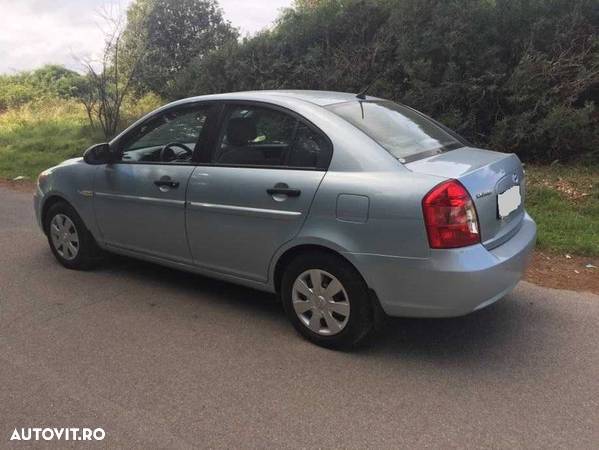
(154, 180), (180, 189)
(267, 184), (301, 197)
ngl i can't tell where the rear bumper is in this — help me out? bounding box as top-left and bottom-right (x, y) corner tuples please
(349, 213), (537, 318)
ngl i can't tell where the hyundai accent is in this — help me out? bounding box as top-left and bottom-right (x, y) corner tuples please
(34, 90), (536, 348)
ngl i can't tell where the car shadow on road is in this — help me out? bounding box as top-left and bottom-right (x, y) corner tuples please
(366, 304), (531, 357)
(102, 253), (285, 321)
(99, 254), (547, 365)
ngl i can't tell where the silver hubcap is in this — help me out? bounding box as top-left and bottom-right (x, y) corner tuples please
(292, 269), (350, 336)
(50, 214), (79, 261)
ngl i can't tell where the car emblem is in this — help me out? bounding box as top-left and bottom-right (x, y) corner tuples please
(476, 190), (493, 199)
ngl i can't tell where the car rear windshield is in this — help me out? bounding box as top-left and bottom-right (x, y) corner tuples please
(327, 100), (463, 161)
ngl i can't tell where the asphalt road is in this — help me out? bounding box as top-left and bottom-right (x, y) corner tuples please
(1, 186), (598, 449)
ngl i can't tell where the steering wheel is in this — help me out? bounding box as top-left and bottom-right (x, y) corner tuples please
(160, 142), (193, 162)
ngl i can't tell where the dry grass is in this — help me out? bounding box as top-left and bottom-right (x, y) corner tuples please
(0, 95), (161, 180)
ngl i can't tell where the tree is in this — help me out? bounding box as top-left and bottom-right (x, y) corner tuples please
(121, 0), (238, 97)
(172, 0), (599, 163)
(177, 0), (395, 96)
(76, 10), (144, 139)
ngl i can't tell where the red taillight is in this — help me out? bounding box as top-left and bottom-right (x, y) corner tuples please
(422, 180), (480, 249)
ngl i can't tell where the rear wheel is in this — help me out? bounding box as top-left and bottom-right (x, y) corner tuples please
(281, 252), (374, 349)
(45, 201), (101, 270)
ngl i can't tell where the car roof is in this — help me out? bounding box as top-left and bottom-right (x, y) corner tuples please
(240, 90), (371, 106)
(114, 90), (382, 145)
(175, 90), (380, 108)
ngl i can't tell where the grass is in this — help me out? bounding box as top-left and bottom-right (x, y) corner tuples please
(526, 165), (599, 256)
(0, 100), (102, 179)
(0, 100), (597, 256)
(0, 94), (161, 180)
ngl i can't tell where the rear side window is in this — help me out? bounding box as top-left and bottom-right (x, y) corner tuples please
(327, 100), (463, 162)
(212, 105), (332, 169)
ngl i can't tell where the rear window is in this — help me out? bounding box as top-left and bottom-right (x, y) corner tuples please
(327, 100), (463, 161)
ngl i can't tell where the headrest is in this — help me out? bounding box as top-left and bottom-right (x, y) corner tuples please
(226, 117), (257, 146)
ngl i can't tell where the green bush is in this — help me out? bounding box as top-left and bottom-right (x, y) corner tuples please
(171, 0), (599, 163)
(1, 0), (597, 166)
(492, 103), (598, 163)
(0, 65), (83, 112)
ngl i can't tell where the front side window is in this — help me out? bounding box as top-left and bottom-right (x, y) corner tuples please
(119, 105), (210, 163)
(327, 100), (463, 161)
(212, 105), (331, 169)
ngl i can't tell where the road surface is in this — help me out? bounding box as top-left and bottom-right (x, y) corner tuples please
(1, 186), (597, 448)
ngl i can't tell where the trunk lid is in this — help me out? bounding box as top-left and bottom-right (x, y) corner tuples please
(406, 147), (525, 248)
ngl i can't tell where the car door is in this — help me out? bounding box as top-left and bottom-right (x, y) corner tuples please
(93, 103), (216, 263)
(186, 102), (333, 282)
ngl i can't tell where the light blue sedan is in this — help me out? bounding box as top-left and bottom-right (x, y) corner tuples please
(34, 91), (536, 348)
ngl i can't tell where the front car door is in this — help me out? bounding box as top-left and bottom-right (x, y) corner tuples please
(186, 102), (333, 282)
(93, 103), (216, 263)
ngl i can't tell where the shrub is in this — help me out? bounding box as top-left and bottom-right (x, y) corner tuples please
(170, 0), (599, 163)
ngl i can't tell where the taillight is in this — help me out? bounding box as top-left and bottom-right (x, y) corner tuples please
(422, 179), (480, 249)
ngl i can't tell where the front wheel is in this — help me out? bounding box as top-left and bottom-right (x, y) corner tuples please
(45, 201), (101, 270)
(281, 252), (374, 349)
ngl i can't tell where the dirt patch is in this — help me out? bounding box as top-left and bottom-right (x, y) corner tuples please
(0, 178), (35, 193)
(537, 178), (594, 201)
(525, 251), (599, 295)
(526, 166), (597, 202)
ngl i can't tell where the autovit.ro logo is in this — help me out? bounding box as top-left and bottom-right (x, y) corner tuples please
(10, 427), (105, 441)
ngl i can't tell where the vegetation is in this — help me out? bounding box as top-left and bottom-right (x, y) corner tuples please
(2, 0), (597, 161)
(121, 0), (238, 97)
(0, 0), (236, 141)
(77, 11), (142, 140)
(0, 95), (161, 179)
(526, 165), (599, 256)
(177, 0), (599, 164)
(0, 100), (98, 179)
(0, 0), (597, 255)
(0, 65), (83, 112)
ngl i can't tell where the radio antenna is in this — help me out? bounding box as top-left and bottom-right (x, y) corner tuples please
(356, 78), (377, 100)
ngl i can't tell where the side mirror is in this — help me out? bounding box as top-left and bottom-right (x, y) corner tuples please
(83, 143), (113, 165)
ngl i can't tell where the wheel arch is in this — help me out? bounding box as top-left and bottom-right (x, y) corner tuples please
(41, 194), (72, 234)
(272, 243), (365, 294)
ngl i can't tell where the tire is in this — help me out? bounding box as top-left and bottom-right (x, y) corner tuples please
(281, 251), (374, 349)
(44, 201), (101, 270)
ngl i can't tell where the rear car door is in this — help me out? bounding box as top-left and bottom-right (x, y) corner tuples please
(186, 102), (332, 282)
(94, 103), (215, 263)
